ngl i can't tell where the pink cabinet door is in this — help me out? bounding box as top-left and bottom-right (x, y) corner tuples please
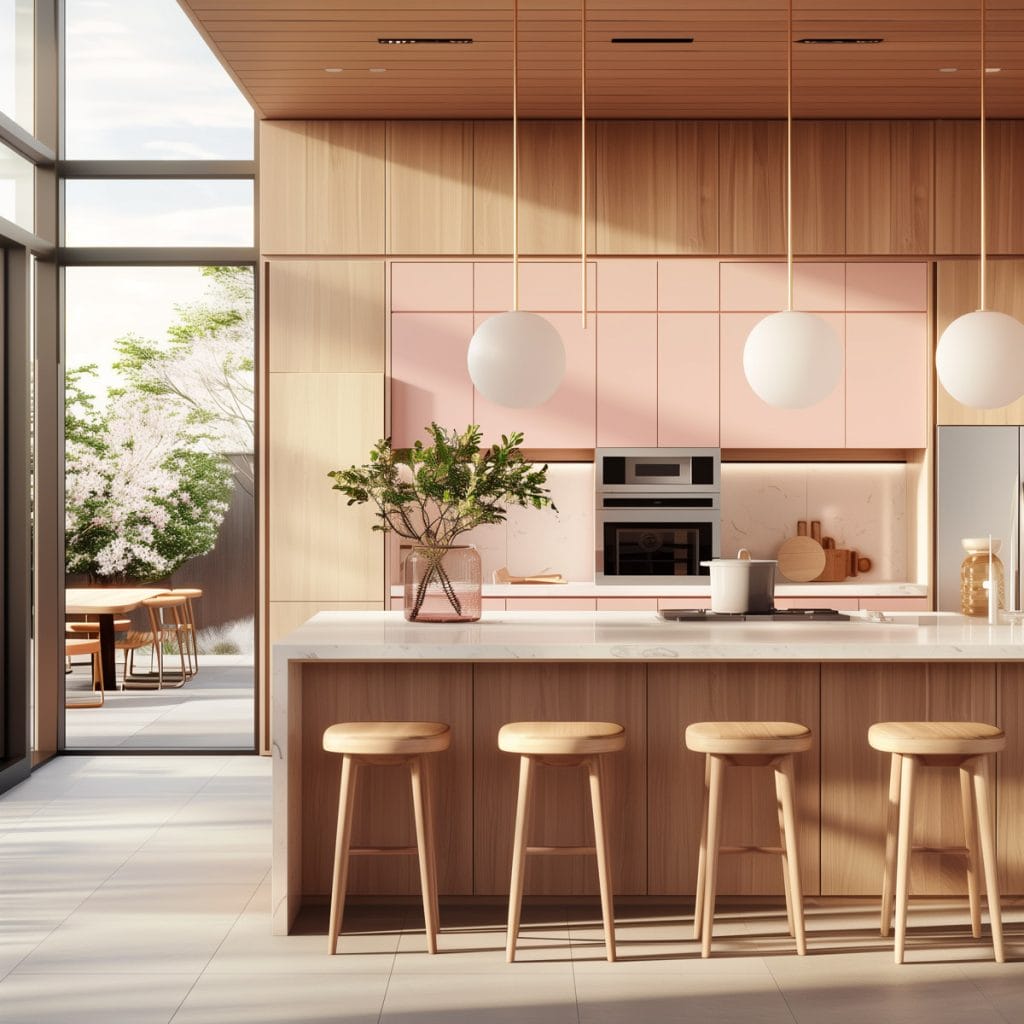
(658, 313), (719, 446)
(845, 313), (928, 448)
(391, 262), (473, 312)
(845, 263), (927, 312)
(721, 262), (845, 312)
(472, 311), (596, 449)
(390, 312), (475, 447)
(719, 312), (846, 448)
(658, 259), (719, 311)
(474, 261), (597, 313)
(597, 313), (658, 447)
(598, 260), (658, 311)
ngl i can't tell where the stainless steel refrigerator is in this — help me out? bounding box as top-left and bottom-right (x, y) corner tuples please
(936, 426), (1024, 611)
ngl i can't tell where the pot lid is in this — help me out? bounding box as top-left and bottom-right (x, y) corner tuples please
(700, 558), (778, 567)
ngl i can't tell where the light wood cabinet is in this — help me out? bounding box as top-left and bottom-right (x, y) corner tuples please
(647, 663), (820, 895)
(820, 662), (997, 896)
(719, 122), (785, 255)
(793, 121), (847, 256)
(472, 663), (647, 896)
(719, 311), (846, 448)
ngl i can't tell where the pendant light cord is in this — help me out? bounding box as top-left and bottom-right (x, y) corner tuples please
(581, 0), (587, 328)
(512, 0), (519, 312)
(786, 0), (794, 311)
(980, 0), (987, 311)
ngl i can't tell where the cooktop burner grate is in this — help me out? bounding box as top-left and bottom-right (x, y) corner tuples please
(659, 608), (850, 622)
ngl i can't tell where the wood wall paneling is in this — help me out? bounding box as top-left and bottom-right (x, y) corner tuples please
(718, 121), (785, 255)
(935, 121), (1024, 256)
(300, 664), (473, 896)
(820, 662), (997, 896)
(936, 259), (1024, 425)
(260, 121), (386, 255)
(998, 664), (1024, 892)
(647, 663), (821, 896)
(386, 121), (474, 254)
(793, 121), (847, 256)
(473, 663), (647, 896)
(595, 121), (719, 255)
(268, 373), (384, 602)
(268, 260), (385, 373)
(473, 120), (595, 256)
(845, 121), (934, 255)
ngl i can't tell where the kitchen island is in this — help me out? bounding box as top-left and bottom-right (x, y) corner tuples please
(272, 611), (1024, 934)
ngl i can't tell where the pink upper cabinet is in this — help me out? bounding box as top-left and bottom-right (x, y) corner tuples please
(391, 262), (473, 311)
(845, 262), (927, 311)
(845, 312), (928, 448)
(719, 311), (846, 448)
(597, 260), (658, 311)
(597, 313), (658, 447)
(474, 261), (597, 313)
(390, 312), (476, 447)
(658, 313), (720, 446)
(720, 262), (845, 312)
(657, 259), (719, 311)
(472, 310), (596, 449)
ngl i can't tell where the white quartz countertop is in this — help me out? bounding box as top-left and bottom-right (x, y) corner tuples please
(388, 582), (928, 598)
(274, 610), (1024, 663)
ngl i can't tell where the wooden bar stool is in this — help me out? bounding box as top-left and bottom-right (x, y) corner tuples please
(686, 721), (812, 958)
(323, 721), (450, 955)
(868, 721), (1006, 964)
(498, 721), (625, 963)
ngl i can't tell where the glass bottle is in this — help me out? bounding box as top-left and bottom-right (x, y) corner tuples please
(960, 538), (1005, 617)
(403, 544), (482, 623)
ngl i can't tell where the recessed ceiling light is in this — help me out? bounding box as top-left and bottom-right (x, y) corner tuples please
(368, 67), (387, 73)
(796, 38), (883, 44)
(610, 37), (694, 44)
(939, 67), (958, 73)
(324, 67), (344, 73)
(986, 67), (1003, 73)
(378, 38), (473, 45)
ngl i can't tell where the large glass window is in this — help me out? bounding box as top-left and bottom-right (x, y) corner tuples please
(64, 179), (254, 246)
(0, 0), (34, 132)
(64, 0), (253, 159)
(0, 140), (34, 230)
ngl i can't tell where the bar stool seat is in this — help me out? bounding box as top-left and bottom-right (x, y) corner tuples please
(868, 721), (1006, 964)
(686, 720), (811, 958)
(324, 721), (450, 956)
(500, 721), (624, 963)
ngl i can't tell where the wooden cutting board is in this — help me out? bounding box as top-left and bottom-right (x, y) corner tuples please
(776, 535), (827, 582)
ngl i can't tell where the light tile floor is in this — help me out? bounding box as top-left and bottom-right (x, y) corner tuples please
(1, 755), (1022, 1024)
(64, 658), (255, 749)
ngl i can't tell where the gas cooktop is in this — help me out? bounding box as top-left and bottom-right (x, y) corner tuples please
(658, 608), (850, 622)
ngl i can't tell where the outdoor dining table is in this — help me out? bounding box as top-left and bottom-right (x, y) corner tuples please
(65, 588), (169, 691)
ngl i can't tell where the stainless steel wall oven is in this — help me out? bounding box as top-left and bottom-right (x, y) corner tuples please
(596, 448), (721, 584)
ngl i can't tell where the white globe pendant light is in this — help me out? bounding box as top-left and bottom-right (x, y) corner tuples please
(935, 0), (1024, 410)
(742, 0), (842, 410)
(467, 0), (566, 408)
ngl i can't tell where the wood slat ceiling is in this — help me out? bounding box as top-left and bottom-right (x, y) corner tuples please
(178, 0), (1024, 119)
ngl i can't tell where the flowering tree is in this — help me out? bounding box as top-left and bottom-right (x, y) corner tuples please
(65, 366), (233, 581)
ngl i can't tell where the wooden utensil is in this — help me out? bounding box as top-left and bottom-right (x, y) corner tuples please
(493, 567), (567, 585)
(777, 535), (827, 582)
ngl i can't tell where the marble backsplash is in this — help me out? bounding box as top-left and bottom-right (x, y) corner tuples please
(388, 461), (910, 585)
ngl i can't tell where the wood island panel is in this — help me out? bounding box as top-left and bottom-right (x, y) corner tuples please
(647, 663), (820, 896)
(998, 663), (1024, 893)
(472, 663), (647, 896)
(299, 663), (473, 897)
(820, 662), (997, 896)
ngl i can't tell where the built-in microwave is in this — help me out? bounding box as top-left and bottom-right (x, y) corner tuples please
(595, 448), (721, 584)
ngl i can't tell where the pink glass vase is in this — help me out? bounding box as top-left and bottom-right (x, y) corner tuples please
(403, 544), (482, 622)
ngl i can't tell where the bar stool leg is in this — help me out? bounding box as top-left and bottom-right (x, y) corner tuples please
(587, 756), (617, 962)
(327, 755), (359, 955)
(409, 755), (439, 954)
(880, 753), (902, 937)
(775, 758), (795, 939)
(506, 755), (535, 963)
(700, 754), (725, 959)
(693, 755), (710, 941)
(959, 764), (982, 939)
(894, 753), (917, 964)
(775, 754), (806, 955)
(971, 755), (1005, 964)
(421, 754), (441, 930)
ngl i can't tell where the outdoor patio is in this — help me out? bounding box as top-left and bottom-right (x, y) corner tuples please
(64, 655), (254, 749)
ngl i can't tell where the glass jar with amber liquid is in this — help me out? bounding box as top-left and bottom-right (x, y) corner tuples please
(960, 538), (1005, 617)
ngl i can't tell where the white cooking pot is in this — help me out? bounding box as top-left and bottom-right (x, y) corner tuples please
(700, 549), (778, 614)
